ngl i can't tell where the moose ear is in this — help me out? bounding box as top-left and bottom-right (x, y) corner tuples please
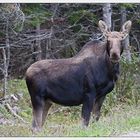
(121, 20), (132, 40)
(98, 20), (110, 36)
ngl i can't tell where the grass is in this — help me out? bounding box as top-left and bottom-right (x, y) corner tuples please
(0, 79), (140, 137)
(0, 103), (140, 137)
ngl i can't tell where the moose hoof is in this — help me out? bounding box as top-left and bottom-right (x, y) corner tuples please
(81, 121), (89, 130)
(31, 127), (42, 134)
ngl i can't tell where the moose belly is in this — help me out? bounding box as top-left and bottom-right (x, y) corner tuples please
(48, 91), (84, 106)
(47, 83), (84, 106)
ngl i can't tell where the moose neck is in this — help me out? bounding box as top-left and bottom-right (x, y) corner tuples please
(105, 42), (120, 82)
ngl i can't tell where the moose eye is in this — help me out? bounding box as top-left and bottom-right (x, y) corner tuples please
(121, 36), (124, 40)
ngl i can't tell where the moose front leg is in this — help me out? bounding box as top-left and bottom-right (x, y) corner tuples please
(92, 95), (106, 122)
(92, 81), (114, 122)
(81, 92), (96, 127)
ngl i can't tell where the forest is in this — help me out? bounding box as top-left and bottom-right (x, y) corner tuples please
(0, 3), (140, 136)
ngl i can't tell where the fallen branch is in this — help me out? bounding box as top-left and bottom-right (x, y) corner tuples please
(5, 103), (29, 124)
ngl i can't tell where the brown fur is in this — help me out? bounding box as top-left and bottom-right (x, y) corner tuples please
(26, 20), (132, 133)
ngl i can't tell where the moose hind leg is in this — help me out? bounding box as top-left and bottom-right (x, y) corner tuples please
(32, 108), (43, 133)
(31, 96), (45, 133)
(42, 100), (52, 127)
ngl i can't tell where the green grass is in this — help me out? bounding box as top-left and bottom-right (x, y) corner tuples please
(0, 104), (140, 137)
(0, 79), (140, 137)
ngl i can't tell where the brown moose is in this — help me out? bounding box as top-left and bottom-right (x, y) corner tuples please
(25, 20), (132, 133)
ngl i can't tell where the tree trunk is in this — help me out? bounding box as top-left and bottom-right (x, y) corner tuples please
(3, 19), (10, 97)
(103, 3), (112, 30)
(35, 23), (42, 61)
(46, 4), (59, 59)
(120, 6), (131, 61)
(2, 48), (8, 97)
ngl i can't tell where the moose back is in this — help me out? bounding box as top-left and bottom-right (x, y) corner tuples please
(25, 20), (132, 133)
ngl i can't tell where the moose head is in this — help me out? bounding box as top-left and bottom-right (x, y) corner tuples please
(99, 20), (132, 63)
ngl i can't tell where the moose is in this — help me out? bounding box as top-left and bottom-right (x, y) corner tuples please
(25, 20), (132, 132)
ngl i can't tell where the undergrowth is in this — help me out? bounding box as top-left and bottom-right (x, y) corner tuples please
(0, 58), (139, 136)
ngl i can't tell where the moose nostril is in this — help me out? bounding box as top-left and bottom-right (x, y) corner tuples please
(112, 53), (117, 57)
(111, 53), (120, 60)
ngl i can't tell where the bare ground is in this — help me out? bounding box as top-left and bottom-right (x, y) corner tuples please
(121, 132), (140, 137)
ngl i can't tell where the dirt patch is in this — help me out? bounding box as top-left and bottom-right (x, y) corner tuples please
(121, 132), (140, 137)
